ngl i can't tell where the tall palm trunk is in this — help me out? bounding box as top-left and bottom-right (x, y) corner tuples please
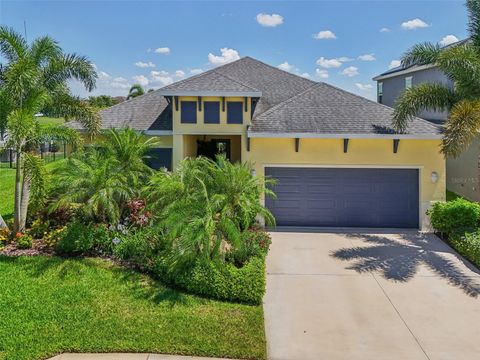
(19, 172), (31, 231)
(0, 214), (7, 229)
(13, 148), (23, 232)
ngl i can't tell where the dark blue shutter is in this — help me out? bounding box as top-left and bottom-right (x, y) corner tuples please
(227, 102), (243, 124)
(204, 101), (220, 124)
(181, 101), (197, 123)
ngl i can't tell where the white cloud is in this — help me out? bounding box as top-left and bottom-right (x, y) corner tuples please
(380, 27), (391, 33)
(341, 66), (359, 77)
(132, 75), (149, 87)
(208, 48), (240, 66)
(256, 13), (284, 27)
(277, 61), (294, 71)
(300, 72), (311, 78)
(358, 54), (376, 61)
(401, 18), (430, 30)
(316, 69), (329, 78)
(316, 57), (349, 68)
(389, 60), (401, 69)
(439, 34), (459, 47)
(113, 77), (127, 82)
(313, 30), (336, 40)
(154, 47), (171, 54)
(135, 61), (155, 68)
(98, 71), (110, 80)
(150, 71), (174, 86)
(190, 68), (203, 75)
(355, 83), (373, 91)
(175, 70), (186, 78)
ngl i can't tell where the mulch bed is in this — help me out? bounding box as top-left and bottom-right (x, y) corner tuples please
(0, 239), (55, 257)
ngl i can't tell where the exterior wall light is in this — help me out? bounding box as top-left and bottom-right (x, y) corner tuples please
(431, 171), (439, 183)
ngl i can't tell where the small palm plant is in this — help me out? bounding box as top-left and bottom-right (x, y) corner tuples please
(147, 156), (275, 269)
(51, 128), (158, 224)
(393, 0), (480, 157)
(127, 84), (145, 99)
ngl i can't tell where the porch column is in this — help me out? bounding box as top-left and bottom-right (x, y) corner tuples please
(172, 134), (184, 169)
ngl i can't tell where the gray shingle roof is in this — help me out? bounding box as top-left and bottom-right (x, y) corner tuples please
(249, 82), (441, 136)
(159, 70), (261, 95)
(69, 56), (440, 137)
(66, 90), (172, 131)
(216, 57), (317, 116)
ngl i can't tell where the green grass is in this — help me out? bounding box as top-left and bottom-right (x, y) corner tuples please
(36, 116), (65, 127)
(0, 160), (65, 222)
(0, 256), (266, 360)
(0, 167), (16, 222)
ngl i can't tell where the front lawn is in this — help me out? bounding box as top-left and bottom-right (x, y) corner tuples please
(0, 256), (266, 360)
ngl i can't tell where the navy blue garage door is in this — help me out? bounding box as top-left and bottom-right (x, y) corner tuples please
(265, 167), (419, 228)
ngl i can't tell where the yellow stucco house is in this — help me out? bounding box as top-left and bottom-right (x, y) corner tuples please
(71, 57), (445, 230)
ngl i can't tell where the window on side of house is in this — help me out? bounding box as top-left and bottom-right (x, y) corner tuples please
(405, 76), (413, 89)
(180, 101), (197, 124)
(377, 82), (383, 104)
(204, 101), (220, 124)
(227, 102), (243, 124)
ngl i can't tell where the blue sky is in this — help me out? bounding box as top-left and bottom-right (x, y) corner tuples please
(0, 0), (468, 100)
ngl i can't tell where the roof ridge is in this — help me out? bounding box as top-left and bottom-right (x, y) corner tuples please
(254, 82), (321, 119)
(213, 71), (261, 92)
(318, 81), (440, 130)
(242, 56), (318, 85)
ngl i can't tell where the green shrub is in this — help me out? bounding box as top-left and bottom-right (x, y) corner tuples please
(156, 256), (266, 304)
(55, 221), (94, 255)
(449, 230), (480, 268)
(28, 218), (51, 239)
(228, 228), (272, 266)
(429, 199), (480, 235)
(113, 226), (167, 267)
(17, 234), (33, 249)
(55, 222), (110, 255)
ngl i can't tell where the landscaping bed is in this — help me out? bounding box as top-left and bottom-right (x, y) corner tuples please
(0, 129), (275, 359)
(429, 198), (480, 268)
(0, 256), (266, 360)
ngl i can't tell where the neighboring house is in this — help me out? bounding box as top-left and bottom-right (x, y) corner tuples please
(69, 57), (444, 230)
(373, 40), (480, 202)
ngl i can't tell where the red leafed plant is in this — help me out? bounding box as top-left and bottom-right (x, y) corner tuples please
(126, 199), (152, 226)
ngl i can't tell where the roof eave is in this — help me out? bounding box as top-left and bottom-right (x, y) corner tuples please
(247, 131), (442, 140)
(158, 90), (262, 97)
(372, 64), (437, 81)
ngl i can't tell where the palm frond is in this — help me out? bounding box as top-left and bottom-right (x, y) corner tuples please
(467, 0), (480, 47)
(442, 99), (480, 157)
(0, 26), (28, 62)
(29, 36), (61, 65)
(392, 83), (457, 133)
(401, 42), (441, 68)
(43, 53), (97, 91)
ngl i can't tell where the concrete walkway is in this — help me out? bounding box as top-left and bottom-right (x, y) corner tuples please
(264, 230), (480, 360)
(50, 354), (230, 360)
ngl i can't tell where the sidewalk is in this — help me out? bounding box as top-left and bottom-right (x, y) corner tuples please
(49, 354), (234, 360)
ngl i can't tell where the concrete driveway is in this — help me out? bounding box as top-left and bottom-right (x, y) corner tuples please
(264, 230), (480, 360)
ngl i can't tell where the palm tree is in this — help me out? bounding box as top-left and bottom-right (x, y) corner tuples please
(103, 128), (158, 174)
(147, 156), (275, 269)
(127, 84), (145, 99)
(0, 26), (99, 232)
(52, 150), (134, 224)
(393, 0), (480, 157)
(51, 129), (157, 224)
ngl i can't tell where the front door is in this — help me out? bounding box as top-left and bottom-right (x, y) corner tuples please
(197, 139), (231, 161)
